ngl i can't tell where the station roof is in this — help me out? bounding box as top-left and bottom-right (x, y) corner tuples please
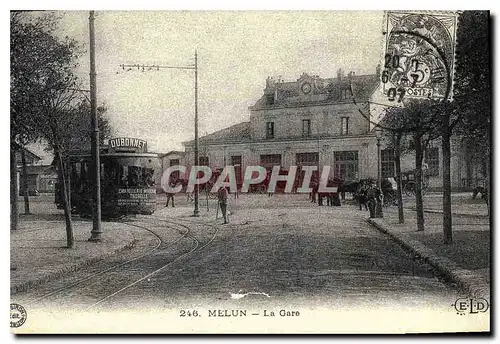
(250, 73), (379, 110)
(160, 150), (186, 158)
(184, 121), (251, 146)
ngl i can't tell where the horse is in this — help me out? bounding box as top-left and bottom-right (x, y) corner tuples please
(353, 179), (376, 210)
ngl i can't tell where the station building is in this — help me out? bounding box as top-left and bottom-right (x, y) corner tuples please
(161, 69), (487, 191)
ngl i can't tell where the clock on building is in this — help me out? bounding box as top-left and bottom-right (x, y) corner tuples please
(301, 82), (312, 95)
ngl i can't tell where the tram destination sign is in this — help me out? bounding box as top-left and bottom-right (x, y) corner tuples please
(108, 137), (148, 153)
(117, 188), (156, 207)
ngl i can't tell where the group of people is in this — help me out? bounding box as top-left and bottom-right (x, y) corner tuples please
(164, 176), (230, 224)
(309, 178), (342, 207)
(163, 175), (394, 223)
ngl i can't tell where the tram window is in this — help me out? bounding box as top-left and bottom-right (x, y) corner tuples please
(120, 165), (129, 187)
(71, 163), (81, 180)
(109, 161), (119, 184)
(101, 162), (114, 187)
(143, 168), (154, 187)
(81, 162), (89, 180)
(128, 166), (143, 187)
(73, 163), (81, 177)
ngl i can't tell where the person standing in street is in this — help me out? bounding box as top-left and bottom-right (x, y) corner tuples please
(310, 177), (318, 203)
(217, 185), (229, 224)
(165, 177), (177, 208)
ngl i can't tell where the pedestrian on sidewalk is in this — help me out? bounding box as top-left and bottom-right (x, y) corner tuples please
(217, 185), (229, 224)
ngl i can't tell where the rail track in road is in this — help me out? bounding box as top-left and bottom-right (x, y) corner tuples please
(16, 216), (220, 311)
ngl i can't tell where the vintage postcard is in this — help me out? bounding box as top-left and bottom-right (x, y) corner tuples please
(9, 9), (490, 334)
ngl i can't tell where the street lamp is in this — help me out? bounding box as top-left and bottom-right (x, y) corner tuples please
(375, 127), (382, 190)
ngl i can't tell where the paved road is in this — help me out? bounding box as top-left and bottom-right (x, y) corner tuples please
(14, 195), (460, 317)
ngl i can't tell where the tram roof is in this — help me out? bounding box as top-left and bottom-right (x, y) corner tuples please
(68, 146), (159, 158)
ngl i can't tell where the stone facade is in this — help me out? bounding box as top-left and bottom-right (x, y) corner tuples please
(176, 70), (485, 191)
(180, 70), (381, 183)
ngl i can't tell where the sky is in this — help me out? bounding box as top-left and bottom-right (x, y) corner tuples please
(54, 10), (385, 153)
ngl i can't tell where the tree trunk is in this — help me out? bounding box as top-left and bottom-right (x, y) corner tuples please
(394, 134), (404, 223)
(56, 150), (74, 248)
(442, 126), (453, 244)
(11, 148), (19, 231)
(21, 148), (31, 215)
(486, 149), (490, 219)
(486, 119), (491, 219)
(414, 134), (425, 231)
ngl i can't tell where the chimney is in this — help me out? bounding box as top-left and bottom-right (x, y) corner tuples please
(337, 68), (344, 81)
(266, 76), (274, 89)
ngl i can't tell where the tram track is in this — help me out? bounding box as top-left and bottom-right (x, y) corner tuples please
(85, 216), (220, 310)
(20, 219), (167, 307)
(17, 216), (220, 311)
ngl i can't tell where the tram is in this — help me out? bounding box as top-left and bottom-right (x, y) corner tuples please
(55, 137), (160, 217)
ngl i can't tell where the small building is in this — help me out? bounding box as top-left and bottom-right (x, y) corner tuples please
(159, 150), (187, 180)
(15, 144), (58, 195)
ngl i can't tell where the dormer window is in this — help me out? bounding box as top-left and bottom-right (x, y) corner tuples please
(341, 88), (352, 100)
(266, 94), (275, 105)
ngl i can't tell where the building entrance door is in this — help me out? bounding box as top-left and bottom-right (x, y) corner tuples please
(231, 155), (242, 186)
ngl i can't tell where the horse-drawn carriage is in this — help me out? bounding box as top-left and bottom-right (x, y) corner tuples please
(400, 170), (429, 196)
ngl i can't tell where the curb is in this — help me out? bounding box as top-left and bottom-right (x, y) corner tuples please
(406, 207), (489, 219)
(367, 218), (490, 301)
(10, 238), (137, 295)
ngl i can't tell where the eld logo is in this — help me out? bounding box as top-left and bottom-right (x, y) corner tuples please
(452, 297), (489, 315)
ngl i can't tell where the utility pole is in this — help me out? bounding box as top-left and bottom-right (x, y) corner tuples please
(119, 51), (200, 217)
(193, 50), (200, 217)
(88, 10), (102, 242)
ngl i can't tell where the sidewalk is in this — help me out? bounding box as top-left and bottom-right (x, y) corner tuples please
(10, 210), (136, 295)
(368, 204), (490, 301)
(404, 192), (489, 218)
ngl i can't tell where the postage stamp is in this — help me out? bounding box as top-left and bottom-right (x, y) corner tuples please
(9, 9), (490, 335)
(381, 11), (459, 102)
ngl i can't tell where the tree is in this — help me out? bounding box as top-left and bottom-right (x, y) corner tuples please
(10, 11), (82, 247)
(453, 11), (491, 215)
(43, 101), (113, 152)
(10, 11), (49, 229)
(380, 107), (406, 224)
(380, 100), (440, 232)
(429, 100), (457, 244)
(428, 11), (491, 244)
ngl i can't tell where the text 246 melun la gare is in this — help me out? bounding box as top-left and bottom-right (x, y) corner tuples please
(180, 309), (300, 317)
